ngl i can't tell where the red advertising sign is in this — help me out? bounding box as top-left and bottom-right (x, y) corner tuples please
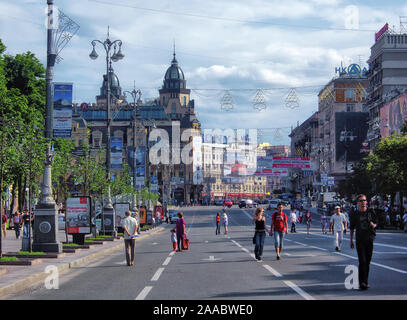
(271, 157), (311, 169)
(375, 23), (388, 42)
(66, 197), (91, 234)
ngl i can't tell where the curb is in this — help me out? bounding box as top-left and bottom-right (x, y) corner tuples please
(0, 226), (166, 299)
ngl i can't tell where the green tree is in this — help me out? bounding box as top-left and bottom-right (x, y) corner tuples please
(52, 138), (75, 204)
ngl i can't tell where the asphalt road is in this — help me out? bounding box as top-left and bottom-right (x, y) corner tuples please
(7, 205), (407, 300)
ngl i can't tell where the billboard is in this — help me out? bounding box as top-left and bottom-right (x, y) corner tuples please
(110, 136), (123, 169)
(66, 197), (91, 234)
(271, 157), (311, 169)
(380, 93), (407, 138)
(53, 83), (73, 138)
(375, 23), (389, 42)
(113, 202), (130, 228)
(335, 112), (369, 162)
(255, 168), (289, 176)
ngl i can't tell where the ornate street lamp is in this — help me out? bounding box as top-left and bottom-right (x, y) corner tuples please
(89, 27), (124, 235)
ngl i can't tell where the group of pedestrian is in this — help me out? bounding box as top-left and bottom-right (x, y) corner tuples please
(252, 204), (288, 261)
(215, 212), (228, 235)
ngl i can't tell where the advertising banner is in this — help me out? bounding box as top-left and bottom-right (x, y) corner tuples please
(66, 197), (91, 234)
(255, 168), (289, 176)
(113, 202), (130, 228)
(380, 93), (407, 138)
(110, 137), (123, 169)
(272, 157), (311, 169)
(53, 83), (73, 138)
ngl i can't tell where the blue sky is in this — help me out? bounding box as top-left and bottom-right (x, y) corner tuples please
(1, 0), (406, 145)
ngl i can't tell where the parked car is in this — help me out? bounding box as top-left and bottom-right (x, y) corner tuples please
(253, 199), (262, 205)
(214, 199), (224, 206)
(267, 199), (280, 210)
(223, 199), (233, 208)
(168, 209), (178, 224)
(239, 199), (255, 208)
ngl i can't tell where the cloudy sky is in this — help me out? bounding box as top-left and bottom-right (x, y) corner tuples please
(1, 0), (406, 145)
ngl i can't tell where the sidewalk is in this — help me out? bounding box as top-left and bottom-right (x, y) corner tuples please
(306, 206), (406, 234)
(0, 225), (167, 299)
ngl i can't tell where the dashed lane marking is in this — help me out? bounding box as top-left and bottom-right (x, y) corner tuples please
(151, 267), (165, 281)
(135, 286), (153, 300)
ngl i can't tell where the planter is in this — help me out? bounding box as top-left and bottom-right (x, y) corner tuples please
(84, 241), (104, 245)
(0, 259), (43, 266)
(3, 252), (65, 259)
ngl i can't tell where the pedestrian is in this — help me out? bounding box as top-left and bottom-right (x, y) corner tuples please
(13, 212), (22, 239)
(270, 203), (288, 260)
(222, 212), (228, 234)
(321, 211), (328, 234)
(122, 210), (138, 266)
(350, 194), (377, 290)
(170, 228), (177, 252)
(403, 210), (407, 232)
(215, 212), (221, 235)
(253, 208), (268, 261)
(1, 212), (7, 238)
(176, 211), (186, 252)
(22, 210), (32, 239)
(289, 208), (297, 233)
(330, 206), (347, 252)
(304, 210), (312, 235)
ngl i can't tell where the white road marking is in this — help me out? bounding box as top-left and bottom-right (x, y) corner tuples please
(135, 286), (153, 300)
(169, 251), (175, 256)
(284, 281), (316, 300)
(231, 240), (242, 248)
(202, 256), (222, 262)
(263, 264), (282, 277)
(334, 252), (407, 274)
(241, 247), (250, 253)
(115, 260), (127, 265)
(151, 268), (165, 281)
(163, 257), (172, 266)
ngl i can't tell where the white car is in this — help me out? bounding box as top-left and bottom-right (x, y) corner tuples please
(267, 199), (280, 210)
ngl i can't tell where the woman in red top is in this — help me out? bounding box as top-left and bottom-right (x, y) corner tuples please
(270, 203), (288, 260)
(304, 210), (312, 235)
(215, 212), (221, 235)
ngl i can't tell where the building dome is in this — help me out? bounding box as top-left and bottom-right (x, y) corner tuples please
(100, 69), (122, 98)
(164, 54), (185, 80)
(161, 52), (188, 91)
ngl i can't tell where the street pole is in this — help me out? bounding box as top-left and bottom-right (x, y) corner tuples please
(124, 85), (141, 212)
(90, 27), (124, 235)
(32, 0), (62, 253)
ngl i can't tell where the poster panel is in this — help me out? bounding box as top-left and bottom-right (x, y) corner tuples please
(66, 197), (91, 234)
(114, 202), (130, 227)
(53, 83), (73, 138)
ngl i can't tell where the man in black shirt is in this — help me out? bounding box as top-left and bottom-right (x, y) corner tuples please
(350, 194), (377, 291)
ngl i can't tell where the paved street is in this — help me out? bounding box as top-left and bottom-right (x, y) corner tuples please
(5, 206), (407, 300)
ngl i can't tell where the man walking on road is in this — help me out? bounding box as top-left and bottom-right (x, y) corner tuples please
(350, 194), (377, 291)
(270, 203), (288, 260)
(330, 206), (347, 251)
(122, 211), (139, 266)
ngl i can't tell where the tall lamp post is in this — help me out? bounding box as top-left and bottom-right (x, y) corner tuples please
(141, 119), (156, 210)
(124, 85), (141, 212)
(33, 1), (79, 252)
(89, 27), (124, 235)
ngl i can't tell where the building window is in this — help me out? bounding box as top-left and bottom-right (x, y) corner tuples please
(345, 89), (355, 101)
(346, 104), (355, 112)
(183, 96), (186, 106)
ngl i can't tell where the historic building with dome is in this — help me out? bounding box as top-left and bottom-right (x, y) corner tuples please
(73, 50), (202, 206)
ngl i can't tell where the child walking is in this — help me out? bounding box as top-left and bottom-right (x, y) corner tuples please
(171, 228), (177, 251)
